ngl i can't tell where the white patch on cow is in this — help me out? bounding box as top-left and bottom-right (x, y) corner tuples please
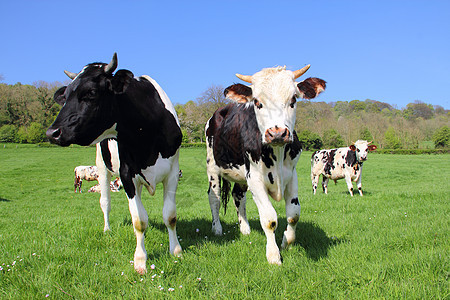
(141, 75), (180, 126)
(90, 123), (118, 145)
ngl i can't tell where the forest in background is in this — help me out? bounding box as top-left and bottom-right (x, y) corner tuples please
(0, 81), (449, 150)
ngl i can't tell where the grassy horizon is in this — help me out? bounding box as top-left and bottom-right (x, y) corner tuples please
(0, 146), (448, 298)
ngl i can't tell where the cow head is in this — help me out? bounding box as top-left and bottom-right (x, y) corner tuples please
(225, 66), (326, 145)
(46, 53), (133, 146)
(349, 140), (377, 162)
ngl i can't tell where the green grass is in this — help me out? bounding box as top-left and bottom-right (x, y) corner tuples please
(0, 145), (448, 299)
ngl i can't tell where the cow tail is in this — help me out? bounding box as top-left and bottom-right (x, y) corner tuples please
(220, 176), (231, 215)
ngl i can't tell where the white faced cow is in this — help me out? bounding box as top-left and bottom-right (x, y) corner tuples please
(206, 66), (326, 265)
(311, 140), (377, 196)
(46, 53), (182, 274)
(74, 165), (98, 193)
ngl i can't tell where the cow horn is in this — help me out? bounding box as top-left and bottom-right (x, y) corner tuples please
(104, 52), (118, 74)
(235, 73), (252, 83)
(293, 64), (311, 79)
(64, 70), (78, 80)
(368, 141), (373, 145)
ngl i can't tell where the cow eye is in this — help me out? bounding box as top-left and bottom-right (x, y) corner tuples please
(254, 99), (263, 109)
(290, 96), (297, 108)
(83, 89), (97, 100)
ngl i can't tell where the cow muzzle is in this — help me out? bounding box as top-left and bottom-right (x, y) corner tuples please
(46, 127), (69, 146)
(265, 127), (290, 145)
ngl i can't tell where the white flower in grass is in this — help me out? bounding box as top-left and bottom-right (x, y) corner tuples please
(45, 294), (50, 298)
(179, 285), (183, 288)
(152, 274), (157, 279)
(168, 288), (175, 292)
(196, 228), (200, 233)
(197, 277), (201, 281)
(150, 264), (156, 270)
(121, 272), (124, 276)
(0, 266), (3, 271)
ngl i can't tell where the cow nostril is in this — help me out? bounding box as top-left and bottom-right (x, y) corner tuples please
(46, 128), (61, 140)
(281, 129), (287, 138)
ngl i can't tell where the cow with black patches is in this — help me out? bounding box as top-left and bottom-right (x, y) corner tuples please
(311, 140), (377, 196)
(206, 65), (326, 265)
(46, 53), (182, 274)
(73, 165), (98, 193)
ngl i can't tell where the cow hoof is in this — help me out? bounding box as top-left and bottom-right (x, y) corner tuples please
(240, 223), (251, 235)
(267, 255), (282, 266)
(212, 224), (223, 236)
(103, 226), (111, 232)
(173, 244), (182, 257)
(134, 260), (147, 275)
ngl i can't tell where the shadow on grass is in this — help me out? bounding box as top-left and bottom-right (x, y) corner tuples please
(0, 197), (11, 202)
(141, 216), (345, 261)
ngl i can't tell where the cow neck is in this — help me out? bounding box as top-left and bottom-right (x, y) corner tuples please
(262, 145), (285, 202)
(113, 78), (182, 176)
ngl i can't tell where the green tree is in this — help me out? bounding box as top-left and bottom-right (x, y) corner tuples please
(359, 127), (373, 141)
(323, 129), (345, 148)
(26, 122), (46, 143)
(0, 125), (17, 142)
(384, 127), (402, 149)
(297, 130), (323, 150)
(432, 126), (449, 148)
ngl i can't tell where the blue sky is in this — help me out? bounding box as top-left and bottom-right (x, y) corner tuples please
(1, 0), (449, 109)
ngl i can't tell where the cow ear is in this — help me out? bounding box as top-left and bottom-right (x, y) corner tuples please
(111, 69), (134, 94)
(368, 144), (377, 151)
(349, 145), (356, 151)
(54, 86), (67, 105)
(297, 77), (326, 99)
(224, 83), (252, 103)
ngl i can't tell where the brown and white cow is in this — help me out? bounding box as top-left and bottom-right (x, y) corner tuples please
(206, 65), (326, 265)
(74, 166), (99, 193)
(311, 140), (377, 196)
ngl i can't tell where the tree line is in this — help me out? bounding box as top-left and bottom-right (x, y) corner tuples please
(0, 81), (449, 149)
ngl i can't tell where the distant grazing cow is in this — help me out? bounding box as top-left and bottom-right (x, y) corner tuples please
(311, 140), (377, 196)
(46, 53), (182, 274)
(88, 176), (122, 193)
(74, 166), (98, 193)
(206, 65), (326, 265)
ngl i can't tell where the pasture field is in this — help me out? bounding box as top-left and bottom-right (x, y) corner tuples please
(0, 145), (448, 299)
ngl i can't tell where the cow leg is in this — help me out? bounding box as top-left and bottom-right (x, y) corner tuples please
(356, 173), (363, 196)
(128, 182), (148, 274)
(249, 176), (281, 265)
(322, 177), (329, 194)
(162, 165), (182, 257)
(232, 183), (250, 235)
(344, 175), (354, 196)
(311, 173), (319, 195)
(207, 172), (223, 235)
(98, 170), (112, 232)
(281, 171), (300, 249)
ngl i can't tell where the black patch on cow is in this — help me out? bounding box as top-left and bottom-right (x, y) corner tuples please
(345, 149), (357, 167)
(232, 183), (247, 209)
(206, 103), (262, 170)
(291, 197), (299, 205)
(323, 149), (337, 175)
(268, 172), (274, 184)
(261, 145), (276, 168)
(100, 139), (114, 172)
(284, 131), (302, 160)
(220, 177), (231, 215)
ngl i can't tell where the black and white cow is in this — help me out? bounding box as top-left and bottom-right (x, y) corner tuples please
(206, 65), (326, 265)
(73, 165), (98, 192)
(46, 53), (182, 274)
(311, 140), (377, 196)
